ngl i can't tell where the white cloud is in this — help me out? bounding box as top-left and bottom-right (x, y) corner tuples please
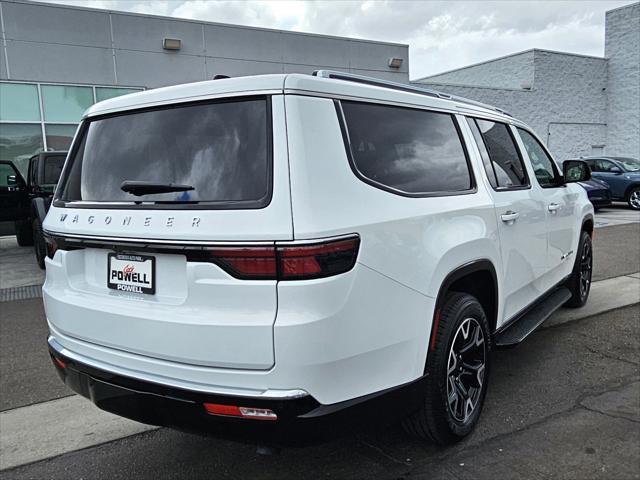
(40, 0), (634, 79)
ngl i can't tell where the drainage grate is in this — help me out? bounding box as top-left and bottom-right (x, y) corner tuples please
(0, 285), (43, 302)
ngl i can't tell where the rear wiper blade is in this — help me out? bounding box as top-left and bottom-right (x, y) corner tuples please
(120, 180), (195, 196)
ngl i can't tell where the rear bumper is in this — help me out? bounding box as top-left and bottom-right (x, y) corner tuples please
(48, 339), (429, 445)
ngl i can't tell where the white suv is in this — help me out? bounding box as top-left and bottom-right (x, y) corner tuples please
(43, 71), (594, 445)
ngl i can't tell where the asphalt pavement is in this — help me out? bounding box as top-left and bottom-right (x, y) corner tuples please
(2, 305), (638, 480)
(0, 218), (639, 479)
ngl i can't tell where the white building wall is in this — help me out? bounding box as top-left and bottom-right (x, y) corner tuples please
(418, 50), (535, 90)
(605, 2), (640, 158)
(418, 50), (608, 161)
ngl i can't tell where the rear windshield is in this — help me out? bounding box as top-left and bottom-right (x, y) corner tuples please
(57, 97), (271, 208)
(43, 155), (66, 185)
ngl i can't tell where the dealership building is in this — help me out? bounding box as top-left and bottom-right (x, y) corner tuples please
(415, 2), (639, 161)
(0, 0), (408, 175)
(0, 0), (638, 176)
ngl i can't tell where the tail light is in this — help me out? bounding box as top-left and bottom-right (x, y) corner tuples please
(207, 235), (359, 280)
(44, 236), (58, 259)
(278, 237), (360, 280)
(208, 246), (277, 279)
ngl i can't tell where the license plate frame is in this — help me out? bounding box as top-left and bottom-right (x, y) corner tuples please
(107, 253), (156, 295)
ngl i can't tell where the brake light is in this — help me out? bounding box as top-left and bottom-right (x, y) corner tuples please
(206, 235), (360, 280)
(208, 246), (277, 279)
(44, 236), (58, 259)
(203, 403), (277, 421)
(278, 237), (360, 280)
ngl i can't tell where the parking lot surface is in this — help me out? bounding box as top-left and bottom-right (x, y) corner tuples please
(0, 215), (638, 479)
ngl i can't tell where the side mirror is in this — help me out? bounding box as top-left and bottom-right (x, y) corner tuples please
(563, 160), (591, 183)
(609, 166), (623, 174)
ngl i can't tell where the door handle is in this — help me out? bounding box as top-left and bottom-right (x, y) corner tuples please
(501, 211), (520, 223)
(548, 203), (560, 213)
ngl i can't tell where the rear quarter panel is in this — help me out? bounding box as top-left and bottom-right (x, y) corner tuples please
(284, 95), (503, 383)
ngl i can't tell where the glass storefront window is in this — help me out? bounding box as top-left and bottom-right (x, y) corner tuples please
(0, 124), (44, 176)
(96, 87), (141, 103)
(42, 85), (93, 122)
(0, 83), (40, 121)
(45, 124), (78, 151)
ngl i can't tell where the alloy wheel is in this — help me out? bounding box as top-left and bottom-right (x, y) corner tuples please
(446, 317), (486, 423)
(630, 190), (640, 210)
(580, 239), (593, 299)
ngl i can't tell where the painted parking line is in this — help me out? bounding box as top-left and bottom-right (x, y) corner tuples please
(0, 395), (156, 470)
(1, 273), (638, 472)
(594, 206), (640, 228)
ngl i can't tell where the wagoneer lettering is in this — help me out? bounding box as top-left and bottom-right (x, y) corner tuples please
(43, 71), (594, 447)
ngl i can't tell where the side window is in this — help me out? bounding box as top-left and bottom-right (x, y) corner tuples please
(467, 118), (498, 189)
(517, 128), (560, 187)
(470, 118), (529, 189)
(585, 160), (597, 172)
(340, 101), (473, 195)
(597, 160), (617, 172)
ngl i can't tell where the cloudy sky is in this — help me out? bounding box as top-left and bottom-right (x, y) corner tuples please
(42, 0), (632, 80)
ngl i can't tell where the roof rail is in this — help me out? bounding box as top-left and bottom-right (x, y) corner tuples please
(312, 70), (512, 117)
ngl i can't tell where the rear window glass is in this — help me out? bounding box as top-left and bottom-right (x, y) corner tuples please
(43, 155), (66, 185)
(57, 97), (271, 207)
(340, 101), (472, 195)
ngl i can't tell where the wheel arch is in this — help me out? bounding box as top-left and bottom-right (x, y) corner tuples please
(581, 214), (594, 238)
(430, 260), (499, 353)
(623, 182), (640, 201)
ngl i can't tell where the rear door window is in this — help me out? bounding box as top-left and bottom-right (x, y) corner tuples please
(339, 101), (473, 196)
(43, 155), (66, 185)
(57, 97), (271, 208)
(469, 118), (529, 189)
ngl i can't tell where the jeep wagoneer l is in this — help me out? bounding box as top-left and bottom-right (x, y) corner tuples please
(44, 71), (594, 445)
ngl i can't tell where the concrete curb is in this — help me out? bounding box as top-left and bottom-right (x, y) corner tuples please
(543, 273), (640, 329)
(0, 396), (156, 471)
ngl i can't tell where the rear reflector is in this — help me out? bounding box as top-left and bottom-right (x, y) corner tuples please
(207, 235), (359, 281)
(203, 403), (277, 421)
(51, 355), (65, 369)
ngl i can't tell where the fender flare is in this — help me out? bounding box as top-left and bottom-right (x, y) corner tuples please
(429, 259), (499, 352)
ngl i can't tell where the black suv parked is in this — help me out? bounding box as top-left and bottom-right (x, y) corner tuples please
(4, 152), (67, 267)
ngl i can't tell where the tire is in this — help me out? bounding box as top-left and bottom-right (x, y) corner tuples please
(14, 219), (34, 247)
(33, 218), (46, 269)
(627, 187), (640, 210)
(402, 292), (491, 445)
(564, 231), (593, 308)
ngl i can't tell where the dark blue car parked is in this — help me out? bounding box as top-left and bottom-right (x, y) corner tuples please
(578, 177), (612, 210)
(581, 157), (640, 210)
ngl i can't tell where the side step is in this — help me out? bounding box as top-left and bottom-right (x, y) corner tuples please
(493, 287), (572, 348)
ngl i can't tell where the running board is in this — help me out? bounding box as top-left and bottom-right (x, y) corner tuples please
(493, 287), (572, 348)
